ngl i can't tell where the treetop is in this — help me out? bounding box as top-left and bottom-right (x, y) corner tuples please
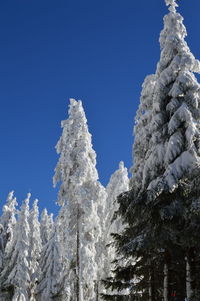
(165, 0), (178, 12)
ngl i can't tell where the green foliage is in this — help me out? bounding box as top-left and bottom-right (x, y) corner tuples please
(102, 179), (200, 299)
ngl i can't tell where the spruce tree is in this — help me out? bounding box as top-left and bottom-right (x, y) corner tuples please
(36, 224), (65, 301)
(40, 209), (53, 246)
(1, 194), (31, 300)
(103, 162), (129, 286)
(131, 0), (200, 200)
(108, 0), (200, 300)
(29, 199), (42, 299)
(105, 162), (129, 239)
(53, 98), (107, 301)
(0, 191), (17, 269)
(0, 192), (18, 300)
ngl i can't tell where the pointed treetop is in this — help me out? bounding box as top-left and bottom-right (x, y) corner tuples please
(119, 161), (125, 170)
(33, 198), (39, 208)
(23, 193), (31, 208)
(165, 0), (178, 12)
(5, 191), (17, 208)
(7, 191), (14, 202)
(27, 192), (31, 200)
(53, 98), (99, 205)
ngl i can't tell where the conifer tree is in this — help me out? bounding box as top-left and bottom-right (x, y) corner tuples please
(102, 162), (130, 299)
(53, 98), (107, 301)
(104, 162), (129, 279)
(36, 224), (65, 301)
(0, 192), (18, 300)
(1, 194), (31, 300)
(108, 0), (200, 300)
(40, 208), (53, 246)
(131, 0), (200, 200)
(29, 199), (42, 299)
(0, 191), (17, 269)
(130, 1), (200, 297)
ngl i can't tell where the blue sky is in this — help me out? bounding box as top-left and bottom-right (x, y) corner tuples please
(0, 0), (200, 215)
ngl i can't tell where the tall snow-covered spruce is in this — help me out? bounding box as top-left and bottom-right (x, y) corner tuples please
(131, 0), (200, 199)
(36, 224), (65, 301)
(109, 0), (200, 300)
(29, 199), (42, 298)
(53, 98), (107, 301)
(0, 192), (18, 300)
(104, 162), (129, 278)
(0, 194), (31, 300)
(102, 162), (130, 299)
(40, 208), (54, 247)
(0, 191), (17, 269)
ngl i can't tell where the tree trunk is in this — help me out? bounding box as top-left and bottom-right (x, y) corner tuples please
(163, 263), (168, 301)
(149, 267), (155, 301)
(76, 205), (82, 301)
(95, 280), (99, 301)
(186, 256), (192, 300)
(149, 274), (152, 301)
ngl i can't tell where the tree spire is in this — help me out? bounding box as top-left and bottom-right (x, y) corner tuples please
(165, 0), (178, 13)
(130, 0), (200, 197)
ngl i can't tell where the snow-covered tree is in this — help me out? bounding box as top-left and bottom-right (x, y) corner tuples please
(0, 191), (17, 269)
(40, 208), (53, 246)
(53, 98), (107, 301)
(53, 98), (100, 206)
(102, 162), (129, 298)
(130, 0), (200, 297)
(29, 199), (42, 299)
(104, 162), (129, 276)
(36, 224), (65, 301)
(109, 0), (200, 300)
(131, 0), (200, 200)
(0, 192), (18, 300)
(1, 194), (31, 300)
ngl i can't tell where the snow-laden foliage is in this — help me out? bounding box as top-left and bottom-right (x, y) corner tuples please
(104, 162), (129, 277)
(54, 99), (107, 301)
(165, 0), (178, 13)
(110, 2), (200, 300)
(131, 3), (200, 199)
(1, 1), (200, 300)
(40, 209), (53, 246)
(102, 162), (129, 298)
(106, 162), (129, 213)
(0, 191), (17, 270)
(29, 199), (42, 298)
(36, 224), (65, 301)
(1, 194), (31, 300)
(53, 98), (99, 206)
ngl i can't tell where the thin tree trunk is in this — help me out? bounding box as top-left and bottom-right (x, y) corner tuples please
(149, 273), (152, 301)
(149, 267), (154, 301)
(163, 264), (168, 301)
(186, 256), (192, 300)
(76, 205), (80, 301)
(95, 280), (99, 301)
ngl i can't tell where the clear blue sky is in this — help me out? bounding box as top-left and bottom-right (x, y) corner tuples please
(0, 0), (199, 215)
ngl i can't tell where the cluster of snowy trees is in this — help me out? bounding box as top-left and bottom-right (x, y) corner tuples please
(0, 98), (129, 301)
(1, 0), (200, 300)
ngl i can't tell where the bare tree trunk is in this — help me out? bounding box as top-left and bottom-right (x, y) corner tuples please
(76, 205), (81, 301)
(95, 280), (99, 301)
(149, 273), (152, 301)
(163, 264), (168, 301)
(149, 267), (154, 301)
(186, 256), (192, 300)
